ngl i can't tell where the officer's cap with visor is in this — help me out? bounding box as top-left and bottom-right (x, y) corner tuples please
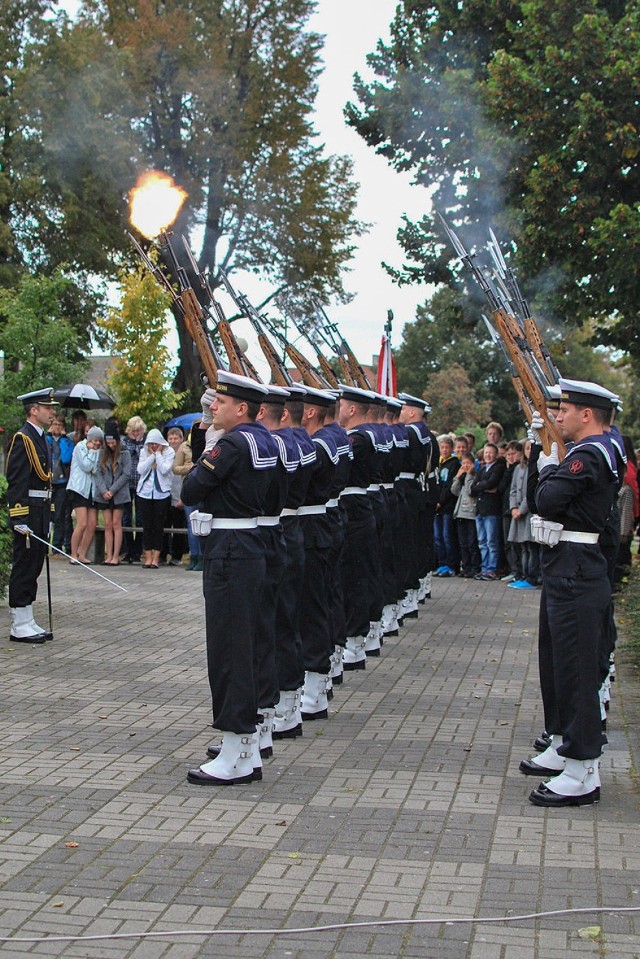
(302, 385), (337, 408)
(558, 378), (616, 411)
(215, 371), (269, 404)
(18, 388), (59, 409)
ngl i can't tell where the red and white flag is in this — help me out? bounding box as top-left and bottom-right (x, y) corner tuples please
(376, 332), (397, 396)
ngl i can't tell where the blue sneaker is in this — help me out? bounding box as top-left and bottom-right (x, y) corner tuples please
(509, 580), (537, 589)
(439, 566), (455, 577)
(433, 566), (447, 576)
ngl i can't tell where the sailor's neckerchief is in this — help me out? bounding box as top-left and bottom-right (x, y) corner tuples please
(233, 422), (279, 470)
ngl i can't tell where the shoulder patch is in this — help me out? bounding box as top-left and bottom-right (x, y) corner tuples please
(569, 458), (584, 474)
(209, 446), (221, 459)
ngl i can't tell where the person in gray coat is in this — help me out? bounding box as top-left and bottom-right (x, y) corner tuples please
(452, 453), (481, 577)
(507, 438), (539, 589)
(93, 424), (132, 565)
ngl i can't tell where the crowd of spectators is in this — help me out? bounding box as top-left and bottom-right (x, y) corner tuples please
(47, 409), (640, 584)
(46, 410), (205, 570)
(433, 421), (640, 590)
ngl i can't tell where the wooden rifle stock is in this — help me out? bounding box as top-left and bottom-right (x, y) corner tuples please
(180, 288), (222, 388)
(493, 309), (565, 456)
(316, 352), (339, 388)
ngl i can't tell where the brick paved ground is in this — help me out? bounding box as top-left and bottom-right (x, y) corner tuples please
(0, 560), (639, 958)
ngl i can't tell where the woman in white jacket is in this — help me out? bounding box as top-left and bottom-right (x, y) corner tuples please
(67, 426), (103, 564)
(136, 429), (175, 568)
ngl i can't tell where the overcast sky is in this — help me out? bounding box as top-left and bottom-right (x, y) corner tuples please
(308, 0), (431, 363)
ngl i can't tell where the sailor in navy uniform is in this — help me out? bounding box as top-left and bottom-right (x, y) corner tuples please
(397, 393), (435, 616)
(182, 372), (277, 786)
(300, 385), (349, 714)
(338, 385), (378, 669)
(520, 379), (618, 807)
(309, 388), (352, 687)
(7, 388), (59, 643)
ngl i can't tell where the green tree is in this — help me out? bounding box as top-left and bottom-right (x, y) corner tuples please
(19, 0), (363, 391)
(0, 272), (89, 431)
(104, 265), (185, 427)
(395, 287), (518, 431)
(346, 1), (640, 358)
(427, 363), (491, 433)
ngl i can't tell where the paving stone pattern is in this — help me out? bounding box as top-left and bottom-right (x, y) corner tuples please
(1, 561), (639, 958)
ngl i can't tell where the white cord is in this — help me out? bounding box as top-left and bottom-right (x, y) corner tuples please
(1, 905), (639, 944)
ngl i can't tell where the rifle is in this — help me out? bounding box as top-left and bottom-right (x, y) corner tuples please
(273, 293), (340, 388)
(222, 273), (329, 389)
(488, 229), (560, 385)
(313, 303), (372, 389)
(482, 314), (533, 422)
(219, 271), (293, 387)
(129, 231), (226, 388)
(179, 238), (262, 382)
(439, 214), (565, 456)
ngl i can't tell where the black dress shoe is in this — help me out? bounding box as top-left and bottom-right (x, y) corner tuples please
(384, 629), (399, 637)
(301, 708), (328, 721)
(331, 673), (343, 685)
(365, 648), (381, 657)
(187, 767), (254, 786)
(10, 633), (46, 644)
(533, 732), (552, 752)
(343, 660), (366, 671)
(272, 724), (302, 740)
(529, 783), (600, 807)
(519, 757), (564, 777)
(404, 609), (419, 619)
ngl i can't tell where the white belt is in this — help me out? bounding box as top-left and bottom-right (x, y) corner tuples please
(397, 472), (417, 480)
(427, 471), (437, 478)
(297, 504), (326, 516)
(325, 498), (339, 508)
(381, 483), (394, 490)
(280, 508), (298, 517)
(367, 484), (381, 492)
(257, 516), (280, 527)
(560, 531), (599, 544)
(29, 489), (51, 499)
(211, 518), (258, 530)
(341, 486), (368, 496)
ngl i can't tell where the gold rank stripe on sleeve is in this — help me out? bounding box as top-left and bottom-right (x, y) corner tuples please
(7, 432), (52, 484)
(9, 504), (29, 517)
(202, 458), (216, 471)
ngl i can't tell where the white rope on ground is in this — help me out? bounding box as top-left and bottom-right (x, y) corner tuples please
(1, 905), (639, 945)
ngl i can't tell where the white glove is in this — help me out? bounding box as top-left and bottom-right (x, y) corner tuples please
(530, 515), (564, 548)
(529, 410), (544, 444)
(204, 426), (225, 452)
(200, 388), (217, 426)
(537, 442), (559, 471)
(189, 510), (213, 537)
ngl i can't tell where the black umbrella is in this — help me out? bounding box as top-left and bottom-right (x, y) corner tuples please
(54, 383), (116, 410)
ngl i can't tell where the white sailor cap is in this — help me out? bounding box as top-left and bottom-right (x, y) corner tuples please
(558, 378), (616, 411)
(302, 386), (337, 408)
(384, 396), (403, 411)
(262, 385), (290, 405)
(215, 371), (269, 403)
(338, 384), (375, 404)
(398, 392), (430, 413)
(285, 384), (307, 399)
